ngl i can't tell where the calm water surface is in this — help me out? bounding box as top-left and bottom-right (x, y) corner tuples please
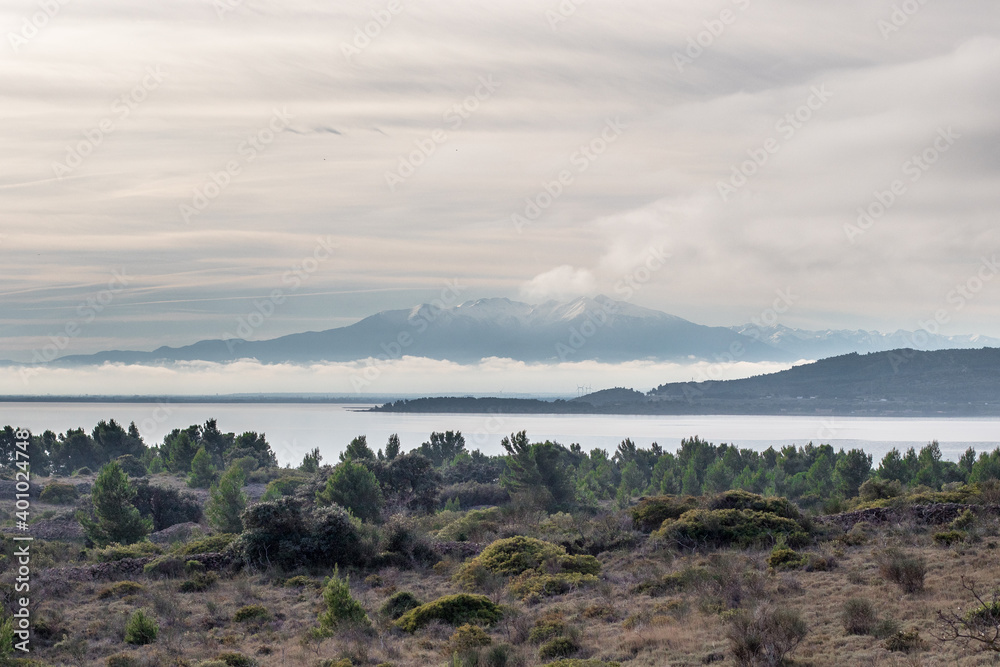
(2, 402), (998, 466)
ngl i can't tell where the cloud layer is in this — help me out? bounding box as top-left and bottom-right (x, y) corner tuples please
(2, 0), (1000, 365)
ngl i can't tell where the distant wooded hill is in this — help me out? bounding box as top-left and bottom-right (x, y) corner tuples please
(373, 348), (1000, 416)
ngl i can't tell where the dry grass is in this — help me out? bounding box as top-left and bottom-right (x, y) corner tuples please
(7, 499), (1000, 666)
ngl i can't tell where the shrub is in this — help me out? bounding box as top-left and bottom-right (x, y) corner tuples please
(539, 637), (580, 660)
(842, 597), (878, 635)
(97, 581), (144, 600)
(630, 567), (711, 597)
(510, 572), (598, 600)
(93, 541), (162, 562)
(233, 604), (270, 623)
(39, 482), (79, 505)
(707, 490), (803, 522)
(106, 653), (140, 667)
(260, 476), (305, 501)
(115, 454), (148, 478)
(379, 591), (423, 620)
(951, 509), (975, 530)
(529, 613), (566, 643)
(655, 509), (808, 550)
(179, 571), (218, 593)
(542, 662), (621, 667)
(143, 556), (185, 578)
(378, 518), (439, 567)
(285, 575), (321, 589)
(455, 536), (601, 592)
(124, 609), (158, 645)
(726, 604), (807, 667)
(933, 530), (966, 546)
(319, 566), (370, 630)
(173, 533), (236, 556)
(446, 623), (492, 657)
(883, 629), (924, 653)
(630, 495), (699, 532)
(876, 549), (926, 593)
(395, 594), (503, 633)
(133, 480), (202, 531)
(857, 478), (903, 502)
(437, 508), (502, 542)
(215, 653), (258, 667)
(767, 546), (806, 570)
(230, 497), (365, 570)
(73, 466), (93, 476)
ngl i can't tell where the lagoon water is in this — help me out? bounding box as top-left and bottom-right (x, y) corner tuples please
(3, 402), (999, 466)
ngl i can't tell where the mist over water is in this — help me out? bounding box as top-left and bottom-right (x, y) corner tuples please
(3, 402), (997, 468)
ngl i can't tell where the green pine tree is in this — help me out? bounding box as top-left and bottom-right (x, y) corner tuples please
(187, 446), (216, 488)
(316, 459), (384, 523)
(78, 461), (152, 546)
(206, 463), (247, 533)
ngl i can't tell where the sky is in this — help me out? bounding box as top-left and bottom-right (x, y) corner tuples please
(2, 0), (1000, 393)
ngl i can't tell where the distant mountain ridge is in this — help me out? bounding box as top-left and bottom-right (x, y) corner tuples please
(8, 296), (998, 368)
(731, 323), (1000, 359)
(46, 295), (785, 366)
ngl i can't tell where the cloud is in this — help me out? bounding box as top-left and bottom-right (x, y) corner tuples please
(2, 357), (797, 396)
(520, 265), (598, 302)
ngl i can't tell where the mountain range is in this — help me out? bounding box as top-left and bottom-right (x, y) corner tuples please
(11, 295), (1000, 367)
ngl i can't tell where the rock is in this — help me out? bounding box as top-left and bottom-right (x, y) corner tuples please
(148, 522), (204, 545)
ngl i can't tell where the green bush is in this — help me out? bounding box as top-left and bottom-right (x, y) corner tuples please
(233, 604), (270, 623)
(630, 495), (699, 532)
(179, 571), (218, 593)
(284, 575), (321, 589)
(39, 482), (79, 505)
(539, 637), (580, 660)
(395, 594), (503, 633)
(509, 572), (598, 600)
(97, 581), (144, 600)
(655, 509), (808, 549)
(215, 653), (258, 667)
(436, 508), (502, 542)
(319, 566), (370, 630)
(106, 653), (140, 667)
(876, 549), (926, 593)
(707, 490), (803, 522)
(446, 623), (492, 657)
(963, 599), (1000, 628)
(172, 533), (236, 556)
(379, 591), (423, 620)
(455, 536), (601, 592)
(124, 609), (158, 645)
(529, 614), (566, 643)
(142, 556), (185, 578)
(541, 661), (621, 667)
(767, 545), (807, 570)
(841, 597), (878, 635)
(933, 530), (966, 546)
(115, 455), (148, 478)
(630, 567), (711, 597)
(93, 541), (162, 562)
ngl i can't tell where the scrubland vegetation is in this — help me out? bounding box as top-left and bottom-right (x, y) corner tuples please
(3, 420), (1000, 665)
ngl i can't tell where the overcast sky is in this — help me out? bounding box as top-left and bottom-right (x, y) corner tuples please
(2, 0), (1000, 368)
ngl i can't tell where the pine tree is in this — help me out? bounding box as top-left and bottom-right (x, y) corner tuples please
(79, 461), (151, 546)
(187, 446), (216, 488)
(316, 460), (383, 523)
(206, 463), (247, 533)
